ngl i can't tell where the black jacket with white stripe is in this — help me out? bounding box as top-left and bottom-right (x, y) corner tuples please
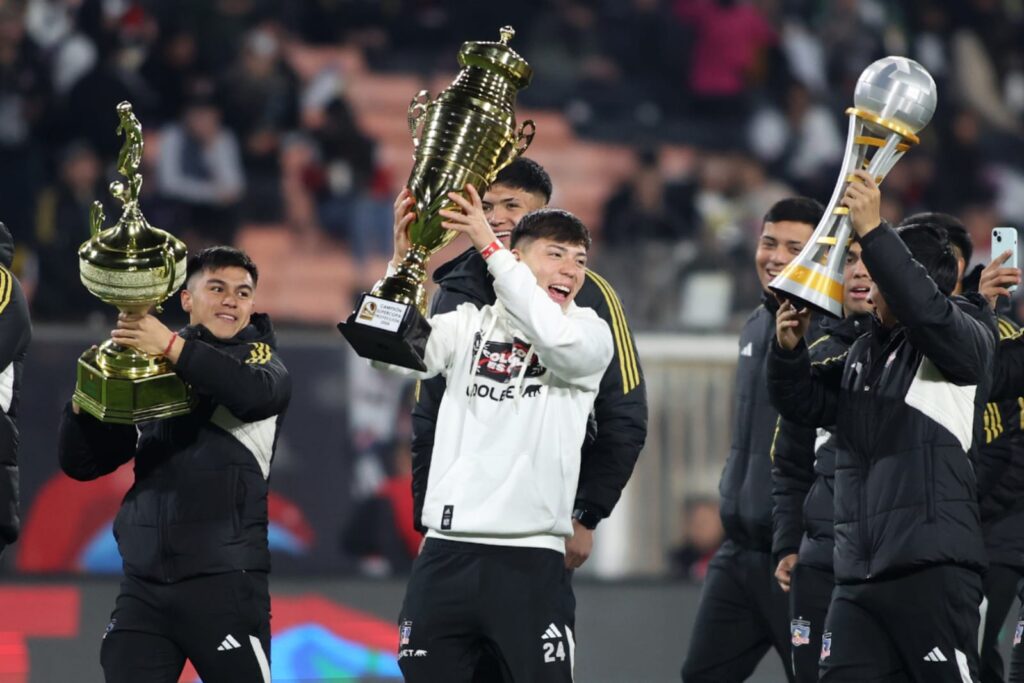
(768, 223), (995, 583)
(410, 247), (647, 532)
(0, 223), (31, 556)
(770, 313), (869, 570)
(58, 314), (290, 582)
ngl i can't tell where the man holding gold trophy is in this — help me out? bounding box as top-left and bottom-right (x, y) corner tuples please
(58, 102), (290, 683)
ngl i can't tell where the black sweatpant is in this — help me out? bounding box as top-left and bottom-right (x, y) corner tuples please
(398, 538), (575, 683)
(681, 540), (795, 683)
(100, 570), (271, 683)
(980, 563), (1024, 683)
(789, 563), (835, 683)
(1008, 579), (1024, 683)
(820, 564), (983, 682)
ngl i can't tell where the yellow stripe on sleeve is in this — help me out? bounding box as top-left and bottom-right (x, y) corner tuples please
(586, 270), (641, 393)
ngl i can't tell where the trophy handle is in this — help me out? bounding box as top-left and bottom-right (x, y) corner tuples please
(154, 247), (176, 314)
(408, 90), (432, 150)
(89, 201), (106, 237)
(513, 119), (536, 157)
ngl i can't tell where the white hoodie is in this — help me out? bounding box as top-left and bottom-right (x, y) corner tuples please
(374, 249), (613, 552)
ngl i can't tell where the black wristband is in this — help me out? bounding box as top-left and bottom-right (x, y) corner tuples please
(572, 508), (600, 530)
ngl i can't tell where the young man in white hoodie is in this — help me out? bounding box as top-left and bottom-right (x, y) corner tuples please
(375, 184), (613, 682)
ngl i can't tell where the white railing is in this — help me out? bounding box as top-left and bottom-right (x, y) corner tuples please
(589, 334), (739, 578)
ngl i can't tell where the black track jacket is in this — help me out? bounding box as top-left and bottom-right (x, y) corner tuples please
(770, 314), (869, 570)
(410, 247), (647, 532)
(768, 223), (995, 583)
(0, 223), (31, 555)
(59, 314), (290, 582)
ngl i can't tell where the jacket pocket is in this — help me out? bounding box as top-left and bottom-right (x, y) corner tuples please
(923, 447), (936, 522)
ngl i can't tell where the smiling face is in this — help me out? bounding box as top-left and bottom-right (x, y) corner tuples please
(513, 237), (588, 311)
(482, 183), (547, 244)
(842, 242), (874, 315)
(180, 266), (256, 339)
(755, 220), (814, 291)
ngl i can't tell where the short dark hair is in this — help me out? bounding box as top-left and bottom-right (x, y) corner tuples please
(510, 208), (591, 251)
(896, 224), (958, 296)
(763, 197), (825, 229)
(898, 212), (972, 266)
(492, 157), (553, 203)
(186, 246), (259, 287)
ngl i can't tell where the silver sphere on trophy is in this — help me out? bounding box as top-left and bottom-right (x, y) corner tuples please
(769, 56), (938, 317)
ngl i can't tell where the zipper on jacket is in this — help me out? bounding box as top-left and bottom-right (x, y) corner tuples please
(923, 446), (936, 522)
(159, 486), (171, 583)
(860, 459), (871, 579)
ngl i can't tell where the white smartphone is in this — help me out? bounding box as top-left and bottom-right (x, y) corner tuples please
(993, 227), (1019, 293)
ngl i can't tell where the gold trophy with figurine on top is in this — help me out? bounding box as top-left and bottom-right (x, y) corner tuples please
(338, 26), (536, 370)
(73, 101), (192, 424)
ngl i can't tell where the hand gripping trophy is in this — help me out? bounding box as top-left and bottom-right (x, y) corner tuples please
(74, 101), (191, 423)
(769, 57), (938, 316)
(338, 26), (535, 370)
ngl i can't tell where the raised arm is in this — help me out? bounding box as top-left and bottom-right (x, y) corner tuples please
(845, 171), (994, 385)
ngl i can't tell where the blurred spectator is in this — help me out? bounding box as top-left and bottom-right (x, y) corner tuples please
(62, 22), (160, 162)
(29, 141), (108, 321)
(139, 25), (202, 124)
(669, 496), (724, 581)
(817, 0), (885, 93)
(339, 439), (418, 576)
(219, 26), (299, 222)
(310, 96), (392, 259)
(278, 131), (322, 246)
(673, 0), (777, 123)
(602, 148), (696, 245)
(597, 148), (698, 328)
(25, 0), (97, 96)
(156, 87), (244, 248)
(747, 80), (843, 198)
(0, 2), (50, 242)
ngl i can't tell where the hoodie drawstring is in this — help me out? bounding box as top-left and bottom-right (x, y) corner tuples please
(512, 345), (535, 411)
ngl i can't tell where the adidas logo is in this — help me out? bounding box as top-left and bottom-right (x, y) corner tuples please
(923, 646), (948, 662)
(541, 623), (563, 640)
(740, 342), (753, 357)
(217, 634), (242, 651)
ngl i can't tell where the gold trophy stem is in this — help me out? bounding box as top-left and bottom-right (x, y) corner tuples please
(373, 245), (430, 313)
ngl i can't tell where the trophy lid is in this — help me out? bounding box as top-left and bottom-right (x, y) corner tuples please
(79, 101), (187, 306)
(458, 26), (533, 90)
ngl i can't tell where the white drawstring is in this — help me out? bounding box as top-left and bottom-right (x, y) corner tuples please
(512, 345), (535, 412)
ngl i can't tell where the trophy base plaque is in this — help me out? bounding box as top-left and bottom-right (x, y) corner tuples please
(337, 294), (432, 372)
(74, 347), (193, 424)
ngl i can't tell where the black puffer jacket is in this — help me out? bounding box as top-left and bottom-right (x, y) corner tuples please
(719, 295), (824, 552)
(984, 317), (1024, 568)
(0, 223), (31, 556)
(59, 314), (290, 582)
(771, 313), (869, 570)
(410, 247), (647, 531)
(768, 223), (995, 582)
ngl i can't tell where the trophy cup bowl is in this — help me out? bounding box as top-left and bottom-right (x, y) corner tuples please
(73, 101), (192, 424)
(769, 57), (937, 317)
(338, 26), (536, 370)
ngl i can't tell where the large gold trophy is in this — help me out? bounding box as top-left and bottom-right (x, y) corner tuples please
(338, 26), (535, 370)
(73, 101), (191, 423)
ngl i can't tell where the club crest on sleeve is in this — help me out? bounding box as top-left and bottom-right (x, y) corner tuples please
(399, 620), (413, 647)
(791, 619), (811, 647)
